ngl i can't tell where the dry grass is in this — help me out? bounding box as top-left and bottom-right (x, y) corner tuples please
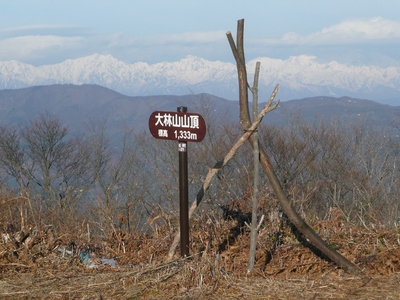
(1, 199), (400, 299)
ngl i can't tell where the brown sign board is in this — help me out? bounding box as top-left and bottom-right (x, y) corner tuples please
(149, 111), (206, 142)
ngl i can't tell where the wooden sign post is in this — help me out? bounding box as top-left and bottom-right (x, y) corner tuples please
(149, 107), (206, 257)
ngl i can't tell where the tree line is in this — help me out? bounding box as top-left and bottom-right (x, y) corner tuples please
(0, 108), (398, 236)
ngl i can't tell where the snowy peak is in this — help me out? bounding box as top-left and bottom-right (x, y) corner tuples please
(0, 53), (399, 105)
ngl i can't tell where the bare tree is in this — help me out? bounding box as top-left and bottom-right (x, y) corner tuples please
(0, 124), (29, 195)
(226, 19), (362, 275)
(83, 118), (112, 198)
(0, 113), (99, 227)
(22, 113), (74, 209)
(22, 113), (98, 210)
(54, 134), (96, 211)
(0, 124), (33, 229)
(83, 119), (148, 233)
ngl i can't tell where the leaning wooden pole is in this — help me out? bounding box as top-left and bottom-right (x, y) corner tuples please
(226, 19), (362, 275)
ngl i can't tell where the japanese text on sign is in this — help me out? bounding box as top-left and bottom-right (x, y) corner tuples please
(154, 113), (200, 129)
(149, 111), (206, 142)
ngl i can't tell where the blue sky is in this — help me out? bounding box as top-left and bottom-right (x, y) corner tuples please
(1, 0), (400, 66)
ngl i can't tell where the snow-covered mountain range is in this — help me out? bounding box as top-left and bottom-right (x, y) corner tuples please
(1, 54), (399, 105)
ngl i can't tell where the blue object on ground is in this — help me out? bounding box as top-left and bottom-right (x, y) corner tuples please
(79, 251), (98, 269)
(79, 251), (117, 268)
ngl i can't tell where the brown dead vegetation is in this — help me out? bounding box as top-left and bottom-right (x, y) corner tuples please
(1, 193), (399, 299)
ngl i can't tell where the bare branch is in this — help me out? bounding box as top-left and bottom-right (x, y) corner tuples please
(228, 19), (362, 276)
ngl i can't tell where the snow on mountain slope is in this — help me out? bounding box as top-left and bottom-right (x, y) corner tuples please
(0, 54), (399, 104)
(249, 56), (400, 91)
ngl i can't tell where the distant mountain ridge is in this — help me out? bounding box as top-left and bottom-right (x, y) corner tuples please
(0, 85), (398, 139)
(1, 54), (400, 105)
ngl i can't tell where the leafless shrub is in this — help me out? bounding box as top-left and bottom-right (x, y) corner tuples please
(259, 116), (400, 227)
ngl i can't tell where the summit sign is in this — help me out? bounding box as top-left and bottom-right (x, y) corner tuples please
(149, 107), (206, 257)
(149, 111), (206, 142)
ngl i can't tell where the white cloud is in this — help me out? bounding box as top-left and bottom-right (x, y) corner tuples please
(106, 30), (226, 49)
(158, 31), (226, 44)
(308, 17), (400, 43)
(103, 31), (229, 63)
(0, 25), (92, 39)
(0, 24), (77, 33)
(0, 35), (85, 62)
(259, 17), (400, 45)
(0, 29), (226, 64)
(2, 18), (400, 66)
